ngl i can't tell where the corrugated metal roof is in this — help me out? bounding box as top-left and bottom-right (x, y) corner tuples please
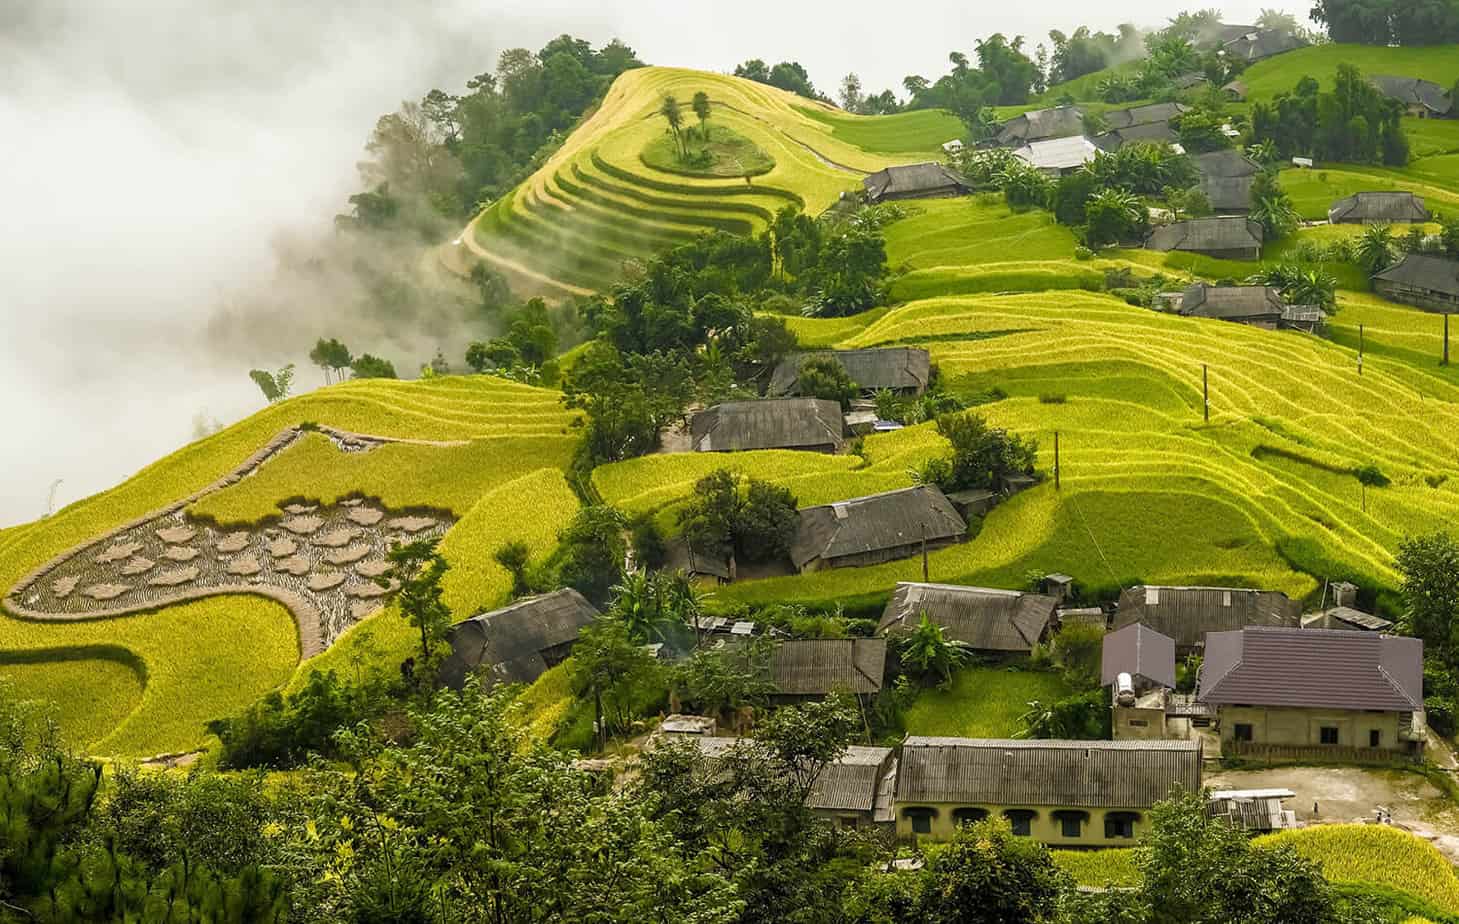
(791, 486), (966, 569)
(863, 163), (970, 200)
(1370, 76), (1453, 116)
(1329, 192), (1430, 224)
(897, 737), (1202, 808)
(439, 588), (600, 689)
(769, 638), (887, 695)
(1222, 29), (1306, 63)
(1374, 253), (1459, 298)
(1147, 218), (1263, 254)
(1104, 102), (1189, 131)
(995, 106), (1085, 145)
(769, 348), (931, 396)
(1113, 585), (1300, 649)
(1101, 623), (1177, 689)
(879, 582), (1056, 653)
(1324, 606), (1394, 632)
(1194, 149), (1261, 179)
(691, 398), (845, 452)
(1199, 626), (1422, 711)
(1013, 135), (1099, 171)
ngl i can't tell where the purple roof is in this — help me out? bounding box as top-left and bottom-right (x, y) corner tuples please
(1101, 623), (1176, 689)
(1197, 627), (1422, 712)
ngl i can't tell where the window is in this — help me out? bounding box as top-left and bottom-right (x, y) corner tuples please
(1233, 723), (1253, 742)
(1052, 810), (1088, 838)
(1004, 810), (1037, 836)
(1105, 812), (1139, 839)
(1369, 729), (1381, 748)
(904, 808), (935, 835)
(841, 816), (859, 829)
(1320, 726), (1339, 745)
(953, 808), (988, 827)
(1128, 719), (1149, 727)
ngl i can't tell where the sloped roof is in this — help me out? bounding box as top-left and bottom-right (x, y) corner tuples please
(1146, 217), (1263, 254)
(863, 162), (969, 199)
(1174, 73), (1210, 90)
(790, 486), (966, 569)
(996, 106), (1085, 145)
(1198, 627), (1422, 711)
(1012, 135), (1099, 171)
(691, 737), (894, 814)
(1196, 172), (1255, 211)
(1104, 102), (1189, 131)
(1223, 79), (1249, 100)
(1375, 253), (1459, 298)
(1194, 149), (1261, 179)
(879, 582), (1057, 653)
(691, 398), (845, 452)
(1114, 585), (1300, 649)
(1328, 191), (1431, 224)
(1101, 623), (1177, 689)
(1179, 283), (1285, 320)
(769, 348), (931, 396)
(1222, 29), (1306, 63)
(1322, 606), (1395, 632)
(769, 638), (887, 695)
(1370, 76), (1453, 116)
(897, 737), (1202, 808)
(1094, 122), (1180, 152)
(439, 588), (600, 688)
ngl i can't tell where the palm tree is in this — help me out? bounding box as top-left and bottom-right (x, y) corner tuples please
(1250, 185), (1300, 239)
(897, 612), (973, 686)
(610, 570), (672, 642)
(660, 94), (685, 157)
(691, 91), (712, 140)
(1246, 139), (1278, 168)
(1355, 223), (1397, 278)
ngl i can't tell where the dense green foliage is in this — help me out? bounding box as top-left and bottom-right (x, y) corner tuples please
(1313, 0), (1459, 45)
(1250, 66), (1410, 166)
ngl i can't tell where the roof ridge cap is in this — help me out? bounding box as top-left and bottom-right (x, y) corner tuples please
(1375, 662), (1422, 709)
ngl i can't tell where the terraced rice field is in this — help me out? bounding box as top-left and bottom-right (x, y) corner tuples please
(1253, 825), (1459, 915)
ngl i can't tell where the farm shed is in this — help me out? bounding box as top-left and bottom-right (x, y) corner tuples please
(1113, 585), (1300, 653)
(1011, 136), (1099, 175)
(1302, 605), (1394, 632)
(1208, 789), (1297, 831)
(862, 163), (971, 203)
(691, 398), (846, 453)
(993, 106), (1085, 147)
(1373, 253), (1459, 313)
(943, 488), (998, 519)
(1197, 627), (1425, 761)
(1146, 217), (1264, 261)
(689, 736), (898, 827)
(1369, 76), (1453, 118)
(765, 637), (887, 700)
(1328, 191), (1430, 224)
(895, 737), (1202, 845)
(439, 588), (599, 689)
(1178, 283), (1289, 329)
(769, 347), (931, 397)
(790, 485), (966, 572)
(878, 582), (1057, 656)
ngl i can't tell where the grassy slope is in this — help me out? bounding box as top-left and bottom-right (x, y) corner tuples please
(794, 106), (965, 157)
(1239, 45), (1459, 103)
(903, 667), (1070, 738)
(1253, 825), (1459, 915)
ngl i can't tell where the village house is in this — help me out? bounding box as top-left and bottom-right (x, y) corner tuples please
(878, 582), (1058, 657)
(1220, 28), (1306, 64)
(1197, 626), (1425, 761)
(790, 485), (966, 572)
(1370, 75), (1454, 119)
(1102, 622), (1177, 742)
(765, 637), (888, 702)
(769, 347), (931, 398)
(1113, 585), (1301, 654)
(1173, 73), (1209, 92)
(690, 398), (845, 453)
(1012, 135), (1100, 175)
(1373, 253), (1459, 313)
(1328, 191), (1431, 224)
(1146, 217), (1265, 261)
(1093, 122), (1180, 153)
(1177, 283), (1321, 331)
(1191, 149), (1261, 215)
(438, 588), (599, 689)
(1093, 102), (1188, 152)
(992, 106), (1085, 147)
(862, 163), (971, 204)
(894, 737), (1203, 845)
(1222, 79), (1249, 102)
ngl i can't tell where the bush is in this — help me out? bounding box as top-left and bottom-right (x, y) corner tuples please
(211, 670), (391, 769)
(1038, 393), (1067, 404)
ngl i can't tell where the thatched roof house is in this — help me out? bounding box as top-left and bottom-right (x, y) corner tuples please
(691, 398), (845, 453)
(1221, 28), (1306, 63)
(1370, 76), (1453, 118)
(1328, 191), (1431, 224)
(1094, 122), (1180, 153)
(439, 588), (600, 689)
(769, 347), (931, 397)
(1374, 253), (1459, 313)
(1113, 585), (1300, 652)
(994, 106), (1085, 146)
(878, 582), (1057, 655)
(790, 485), (966, 572)
(1178, 283), (1287, 328)
(863, 163), (971, 203)
(1104, 102), (1189, 131)
(1146, 217), (1264, 260)
(768, 638), (888, 697)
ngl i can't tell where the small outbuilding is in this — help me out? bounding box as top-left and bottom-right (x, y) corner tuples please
(878, 582), (1058, 656)
(769, 347), (931, 397)
(993, 106), (1085, 147)
(1102, 623), (1177, 741)
(1222, 79), (1249, 101)
(1103, 102), (1189, 132)
(689, 736), (898, 828)
(1012, 136), (1100, 175)
(691, 398), (846, 453)
(1221, 28), (1306, 64)
(438, 588), (600, 689)
(1113, 585), (1301, 653)
(766, 637), (888, 700)
(1369, 75), (1453, 119)
(790, 485), (966, 573)
(1373, 253), (1459, 313)
(1178, 283), (1288, 329)
(1328, 191), (1431, 224)
(863, 163), (971, 203)
(1146, 217), (1264, 261)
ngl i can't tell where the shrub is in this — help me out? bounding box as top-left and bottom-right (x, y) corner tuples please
(1074, 244), (1095, 260)
(211, 670), (391, 770)
(796, 357), (859, 410)
(1038, 393), (1067, 404)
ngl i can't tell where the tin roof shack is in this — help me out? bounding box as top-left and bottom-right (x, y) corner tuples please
(1221, 28), (1307, 63)
(1113, 585), (1301, 654)
(1179, 283), (1288, 329)
(1370, 76), (1454, 119)
(863, 163), (971, 203)
(1329, 191), (1431, 224)
(1012, 136), (1100, 176)
(691, 398), (845, 453)
(992, 106), (1086, 147)
(1102, 623), (1177, 741)
(1146, 217), (1264, 261)
(691, 736), (899, 828)
(790, 485), (966, 573)
(438, 588), (599, 689)
(944, 487), (999, 520)
(1208, 788), (1298, 832)
(1197, 627), (1425, 761)
(895, 737), (1203, 845)
(1302, 605), (1394, 633)
(1374, 253), (1459, 313)
(1191, 149), (1261, 215)
(770, 348), (931, 397)
(766, 637), (888, 702)
(879, 583), (1057, 656)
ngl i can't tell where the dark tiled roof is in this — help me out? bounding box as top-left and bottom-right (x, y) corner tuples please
(1196, 172), (1255, 211)
(769, 348), (930, 396)
(790, 486), (966, 570)
(1146, 217), (1263, 254)
(1101, 622), (1177, 689)
(769, 638), (887, 695)
(995, 106), (1085, 146)
(863, 163), (969, 200)
(1194, 149), (1261, 179)
(1375, 253), (1459, 298)
(1104, 102), (1189, 131)
(1114, 585), (1300, 649)
(1174, 73), (1209, 90)
(1222, 29), (1306, 63)
(897, 737), (1202, 808)
(439, 588), (600, 689)
(691, 398), (845, 452)
(1093, 122), (1180, 152)
(1179, 283), (1286, 321)
(1329, 192), (1430, 223)
(1370, 76), (1453, 116)
(879, 582), (1056, 653)
(1198, 627), (1422, 711)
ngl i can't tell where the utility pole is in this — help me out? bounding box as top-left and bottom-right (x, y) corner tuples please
(920, 522), (929, 583)
(1445, 314), (1451, 367)
(1202, 364), (1210, 423)
(1358, 324), (1364, 376)
(1054, 431), (1061, 491)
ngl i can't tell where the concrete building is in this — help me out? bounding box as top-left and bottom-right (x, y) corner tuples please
(1102, 623), (1177, 741)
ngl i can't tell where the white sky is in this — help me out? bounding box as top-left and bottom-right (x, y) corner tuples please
(0, 0), (1309, 527)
